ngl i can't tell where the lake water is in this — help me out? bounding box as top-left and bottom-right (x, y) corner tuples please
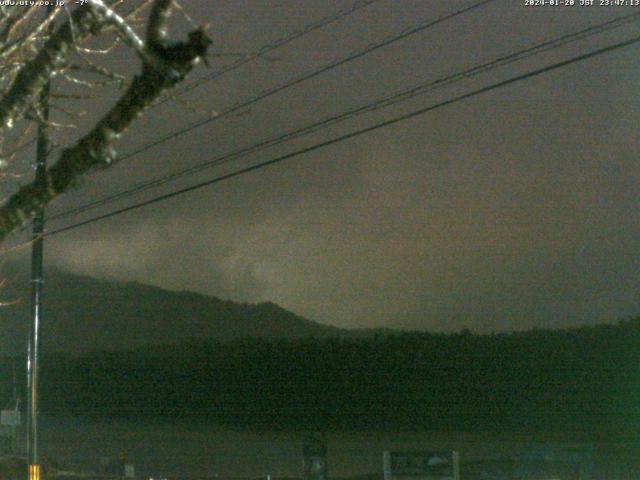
(35, 416), (622, 478)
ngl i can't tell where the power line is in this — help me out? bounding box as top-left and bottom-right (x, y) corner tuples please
(97, 0), (497, 167)
(10, 0), (498, 238)
(158, 0), (382, 105)
(47, 11), (640, 222)
(46, 0), (497, 221)
(44, 33), (640, 238)
(4, 1), (381, 168)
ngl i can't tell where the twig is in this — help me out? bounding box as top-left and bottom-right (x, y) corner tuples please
(0, 0), (211, 241)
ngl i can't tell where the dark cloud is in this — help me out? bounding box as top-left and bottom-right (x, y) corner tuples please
(5, 0), (639, 332)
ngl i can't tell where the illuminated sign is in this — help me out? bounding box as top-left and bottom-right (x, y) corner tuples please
(383, 451), (460, 480)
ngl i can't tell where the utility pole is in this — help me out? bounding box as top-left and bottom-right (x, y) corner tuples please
(27, 7), (53, 480)
(27, 73), (48, 480)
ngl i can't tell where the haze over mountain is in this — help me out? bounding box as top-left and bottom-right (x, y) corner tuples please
(0, 265), (355, 354)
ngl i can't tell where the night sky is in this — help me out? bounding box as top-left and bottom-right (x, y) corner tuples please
(3, 0), (639, 332)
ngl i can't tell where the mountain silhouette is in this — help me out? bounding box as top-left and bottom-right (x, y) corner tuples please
(0, 265), (350, 354)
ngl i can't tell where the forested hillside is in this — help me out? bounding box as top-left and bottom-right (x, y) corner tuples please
(2, 319), (638, 438)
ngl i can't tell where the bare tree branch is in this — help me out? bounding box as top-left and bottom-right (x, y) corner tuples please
(67, 59), (126, 86)
(0, 6), (60, 61)
(0, 0), (211, 242)
(85, 0), (151, 62)
(0, 3), (115, 130)
(147, 0), (172, 47)
(0, 5), (39, 44)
